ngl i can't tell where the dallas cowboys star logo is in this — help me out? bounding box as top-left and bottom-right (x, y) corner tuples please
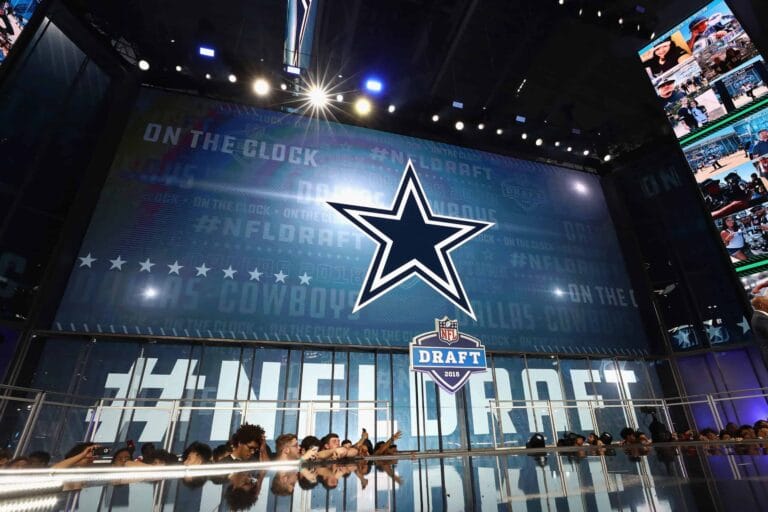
(328, 160), (494, 319)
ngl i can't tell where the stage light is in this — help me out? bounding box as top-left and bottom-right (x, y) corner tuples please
(578, 8), (583, 15)
(567, 146), (572, 152)
(555, 141), (561, 147)
(553, 288), (565, 297)
(535, 138), (543, 146)
(496, 128), (503, 135)
(455, 121), (464, 131)
(308, 85), (329, 107)
(354, 97), (372, 116)
(452, 101), (464, 109)
(637, 24), (641, 31)
(477, 123), (485, 130)
(583, 149), (590, 156)
(170, 39), (175, 43)
(286, 65), (301, 75)
(521, 133), (528, 140)
(280, 83), (288, 90)
(138, 60), (150, 71)
(387, 104), (396, 113)
(143, 287), (158, 299)
(432, 114), (439, 122)
(365, 78), (383, 93)
(336, 94), (344, 102)
(603, 154), (612, 162)
(199, 46), (215, 58)
(175, 65), (182, 72)
(515, 115), (526, 123)
(650, 32), (655, 40)
(574, 182), (588, 194)
(558, 0), (564, 4)
(205, 73), (211, 80)
(228, 74), (237, 83)
(597, 10), (602, 17)
(253, 78), (270, 96)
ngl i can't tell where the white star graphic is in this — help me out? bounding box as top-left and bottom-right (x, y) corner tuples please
(78, 253), (97, 268)
(738, 316), (751, 334)
(299, 272), (312, 285)
(274, 270), (288, 283)
(139, 258), (155, 272)
(195, 263), (211, 277)
(248, 267), (263, 281)
(167, 261), (184, 275)
(108, 256), (126, 270)
(222, 265), (237, 279)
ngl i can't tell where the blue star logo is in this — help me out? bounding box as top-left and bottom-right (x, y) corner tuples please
(328, 160), (494, 319)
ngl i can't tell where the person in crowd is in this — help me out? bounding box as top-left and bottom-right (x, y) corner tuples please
(751, 294), (768, 346)
(5, 457), (29, 468)
(212, 443), (232, 462)
(599, 432), (613, 446)
(687, 15), (728, 51)
(274, 433), (311, 462)
(699, 428), (719, 441)
(111, 447), (134, 466)
(224, 471), (265, 511)
(720, 215), (748, 261)
(656, 79), (686, 107)
(644, 37), (692, 76)
(341, 439), (353, 448)
(144, 449), (178, 465)
(317, 433), (355, 459)
(739, 425), (757, 439)
(586, 432), (603, 446)
(229, 423), (267, 462)
(138, 442), (155, 462)
(619, 427), (639, 445)
(300, 436), (321, 455)
(0, 449), (12, 466)
(373, 430), (402, 456)
(271, 470), (299, 496)
(53, 443), (99, 468)
(27, 451), (50, 468)
(182, 441), (212, 465)
(750, 130), (768, 160)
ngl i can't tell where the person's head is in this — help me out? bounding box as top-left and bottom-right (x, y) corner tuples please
(653, 39), (672, 58)
(656, 79), (676, 98)
(225, 472), (261, 511)
(64, 442), (97, 467)
(0, 448), (12, 466)
(275, 434), (300, 461)
(599, 432), (613, 446)
(182, 442), (212, 465)
(689, 16), (708, 35)
(111, 447), (132, 466)
(213, 443), (232, 462)
(270, 470), (299, 496)
(321, 433), (340, 451)
(360, 439), (374, 457)
(724, 216), (736, 228)
(341, 439), (352, 448)
(759, 129), (768, 141)
(526, 433), (546, 449)
(620, 427), (637, 443)
(27, 451), (51, 468)
(231, 424), (265, 460)
(5, 457), (29, 469)
(740, 425), (756, 439)
(145, 449), (178, 465)
(300, 436), (321, 455)
(720, 430), (732, 441)
(586, 433), (599, 445)
(700, 428), (718, 441)
(141, 443), (156, 459)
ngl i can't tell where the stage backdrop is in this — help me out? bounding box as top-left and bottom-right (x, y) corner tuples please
(54, 88), (650, 355)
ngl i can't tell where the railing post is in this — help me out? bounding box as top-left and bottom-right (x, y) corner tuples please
(86, 399), (105, 442)
(14, 391), (46, 458)
(588, 401), (598, 435)
(547, 400), (558, 445)
(706, 394), (724, 432)
(163, 400), (180, 453)
(488, 400), (498, 449)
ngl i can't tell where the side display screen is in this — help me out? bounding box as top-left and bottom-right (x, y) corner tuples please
(54, 88), (651, 355)
(0, 1), (40, 65)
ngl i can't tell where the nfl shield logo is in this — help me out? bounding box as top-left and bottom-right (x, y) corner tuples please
(438, 318), (459, 344)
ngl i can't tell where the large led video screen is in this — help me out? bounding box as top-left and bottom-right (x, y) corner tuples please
(0, 1), (40, 65)
(54, 88), (651, 355)
(638, 0), (763, 139)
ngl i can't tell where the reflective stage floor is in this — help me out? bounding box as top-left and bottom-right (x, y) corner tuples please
(3, 443), (768, 511)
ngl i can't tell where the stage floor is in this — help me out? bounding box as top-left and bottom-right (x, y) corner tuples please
(2, 442), (767, 511)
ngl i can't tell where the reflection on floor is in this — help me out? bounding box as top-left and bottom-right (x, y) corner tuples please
(2, 442), (768, 511)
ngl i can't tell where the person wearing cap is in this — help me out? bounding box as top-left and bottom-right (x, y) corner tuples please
(656, 78), (685, 106)
(687, 15), (728, 52)
(750, 130), (768, 160)
(644, 37), (692, 77)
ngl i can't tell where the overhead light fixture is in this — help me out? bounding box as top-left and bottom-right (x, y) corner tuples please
(175, 65), (182, 72)
(618, 17), (624, 25)
(170, 39), (175, 43)
(567, 146), (572, 152)
(583, 149), (590, 156)
(555, 141), (561, 147)
(578, 8), (583, 16)
(205, 73), (211, 80)
(354, 97), (372, 116)
(597, 10), (602, 17)
(308, 85), (329, 107)
(452, 101), (464, 109)
(387, 104), (396, 113)
(432, 114), (439, 122)
(286, 65), (301, 75)
(535, 138), (543, 146)
(253, 78), (270, 96)
(138, 60), (150, 71)
(336, 94), (344, 102)
(280, 83), (288, 90)
(228, 74), (237, 83)
(558, 0), (564, 4)
(650, 32), (655, 40)
(455, 121), (464, 131)
(496, 128), (503, 135)
(477, 123), (485, 130)
(515, 115), (526, 124)
(198, 46), (215, 58)
(364, 78), (383, 93)
(521, 133), (528, 140)
(603, 154), (612, 162)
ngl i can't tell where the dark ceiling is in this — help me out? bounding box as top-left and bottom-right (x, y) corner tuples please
(63, 0), (768, 169)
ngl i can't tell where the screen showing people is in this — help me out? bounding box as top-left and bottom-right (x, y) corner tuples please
(638, 0), (764, 139)
(0, 1), (40, 65)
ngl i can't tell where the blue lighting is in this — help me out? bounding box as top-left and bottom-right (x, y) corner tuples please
(199, 46), (216, 58)
(365, 78), (383, 93)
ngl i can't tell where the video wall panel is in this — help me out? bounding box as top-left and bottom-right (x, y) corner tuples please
(53, 87), (651, 355)
(0, 0), (41, 66)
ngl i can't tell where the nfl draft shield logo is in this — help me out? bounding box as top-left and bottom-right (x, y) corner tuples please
(410, 317), (487, 394)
